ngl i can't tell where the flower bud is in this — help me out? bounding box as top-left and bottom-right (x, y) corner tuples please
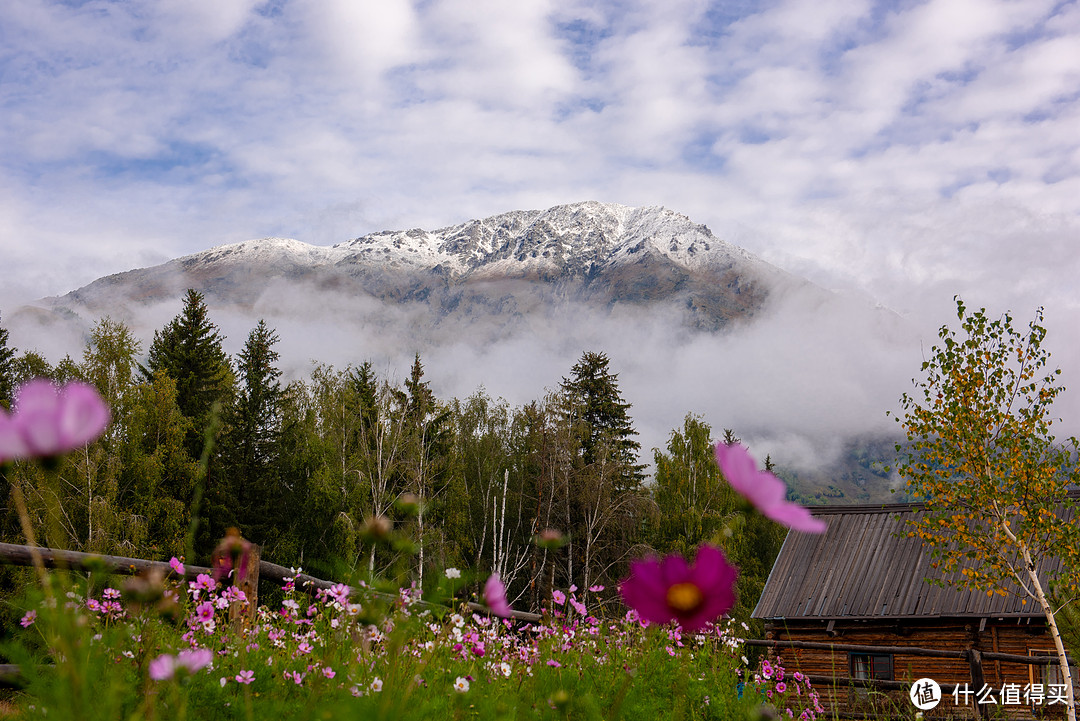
(534, 528), (567, 550)
(361, 515), (393, 542)
(395, 493), (421, 516)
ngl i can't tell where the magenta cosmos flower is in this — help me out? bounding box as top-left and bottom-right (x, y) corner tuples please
(619, 545), (737, 631)
(0, 379), (110, 462)
(714, 443), (826, 534)
(483, 573), (512, 617)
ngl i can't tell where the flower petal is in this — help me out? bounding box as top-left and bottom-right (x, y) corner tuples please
(620, 557), (674, 625)
(0, 412), (28, 461)
(57, 382), (111, 450)
(15, 380), (64, 455)
(716, 442), (825, 534)
(483, 573), (512, 617)
(764, 501), (827, 534)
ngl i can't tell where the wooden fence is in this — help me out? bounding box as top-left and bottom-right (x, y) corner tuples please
(0, 539), (542, 687)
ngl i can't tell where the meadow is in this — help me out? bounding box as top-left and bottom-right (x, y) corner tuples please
(0, 374), (826, 720)
(3, 561), (822, 720)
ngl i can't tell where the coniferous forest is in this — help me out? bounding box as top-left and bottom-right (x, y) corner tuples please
(0, 291), (785, 619)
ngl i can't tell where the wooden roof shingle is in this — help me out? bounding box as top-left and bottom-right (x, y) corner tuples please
(752, 500), (1074, 621)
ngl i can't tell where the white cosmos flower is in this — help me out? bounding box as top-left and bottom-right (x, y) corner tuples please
(454, 677), (470, 693)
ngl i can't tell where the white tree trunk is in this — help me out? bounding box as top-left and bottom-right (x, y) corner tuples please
(1020, 544), (1075, 721)
(1000, 516), (1076, 721)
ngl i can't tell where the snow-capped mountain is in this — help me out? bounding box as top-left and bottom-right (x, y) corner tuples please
(54, 201), (816, 333)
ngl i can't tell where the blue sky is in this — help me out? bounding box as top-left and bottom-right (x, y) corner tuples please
(2, 0), (1080, 460)
(2, 0), (1077, 313)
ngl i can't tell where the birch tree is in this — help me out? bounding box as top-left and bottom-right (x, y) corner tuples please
(895, 297), (1080, 721)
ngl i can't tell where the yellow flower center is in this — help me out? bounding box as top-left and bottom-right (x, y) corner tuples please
(666, 582), (704, 613)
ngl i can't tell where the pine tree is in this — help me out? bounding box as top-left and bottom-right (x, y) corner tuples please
(219, 320), (283, 546)
(233, 320), (283, 458)
(142, 289), (232, 454)
(349, 360), (380, 444)
(559, 351), (644, 488)
(0, 312), (15, 409)
(400, 353), (452, 587)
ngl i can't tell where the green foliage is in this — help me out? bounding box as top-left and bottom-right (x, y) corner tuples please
(12, 350), (53, 386)
(894, 297), (1080, 594)
(0, 311), (15, 409)
(650, 415), (785, 624)
(560, 351), (644, 489)
(895, 296), (1080, 718)
(217, 320), (284, 548)
(142, 289), (234, 442)
(5, 307), (798, 622)
(5, 569), (757, 721)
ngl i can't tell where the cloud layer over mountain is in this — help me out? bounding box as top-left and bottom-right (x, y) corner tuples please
(3, 1), (1080, 471)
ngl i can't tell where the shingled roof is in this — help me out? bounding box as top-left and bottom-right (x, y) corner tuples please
(752, 500), (1075, 621)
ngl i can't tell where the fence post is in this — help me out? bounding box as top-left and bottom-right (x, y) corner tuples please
(968, 648), (986, 720)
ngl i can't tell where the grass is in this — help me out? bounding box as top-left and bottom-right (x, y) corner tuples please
(0, 567), (797, 721)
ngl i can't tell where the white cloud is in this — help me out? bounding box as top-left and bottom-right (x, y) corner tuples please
(3, 0), (1080, 466)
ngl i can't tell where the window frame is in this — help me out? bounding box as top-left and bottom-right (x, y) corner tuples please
(849, 652), (894, 681)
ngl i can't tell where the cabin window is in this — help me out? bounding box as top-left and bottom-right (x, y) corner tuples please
(1029, 650), (1078, 688)
(850, 653), (893, 681)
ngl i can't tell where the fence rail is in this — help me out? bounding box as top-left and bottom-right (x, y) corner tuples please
(0, 538), (543, 687)
(0, 541), (540, 623)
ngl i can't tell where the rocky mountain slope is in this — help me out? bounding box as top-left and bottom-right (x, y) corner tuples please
(50, 201), (818, 334)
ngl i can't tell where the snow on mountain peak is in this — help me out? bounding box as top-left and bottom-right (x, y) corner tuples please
(326, 201), (760, 280)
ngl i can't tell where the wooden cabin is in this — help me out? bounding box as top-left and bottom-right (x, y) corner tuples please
(752, 501), (1076, 719)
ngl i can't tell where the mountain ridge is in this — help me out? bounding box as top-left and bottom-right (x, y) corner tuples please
(50, 201), (818, 334)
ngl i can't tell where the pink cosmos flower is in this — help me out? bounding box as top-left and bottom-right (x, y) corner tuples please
(149, 648), (211, 681)
(195, 601), (215, 624)
(552, 589), (566, 606)
(483, 573), (512, 618)
(714, 443), (826, 534)
(149, 654), (176, 681)
(236, 669), (255, 684)
(192, 573), (217, 593)
(176, 648), (213, 673)
(0, 379), (110, 461)
(619, 545), (737, 632)
(328, 583), (350, 605)
(20, 610), (36, 628)
(169, 557), (185, 576)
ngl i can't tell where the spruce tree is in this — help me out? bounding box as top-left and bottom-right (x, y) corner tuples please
(349, 360), (380, 443)
(400, 353), (451, 586)
(560, 351), (644, 488)
(142, 289), (232, 453)
(219, 320), (283, 545)
(233, 320), (283, 458)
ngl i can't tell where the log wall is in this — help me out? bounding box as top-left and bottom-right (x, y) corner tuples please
(763, 618), (1067, 720)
